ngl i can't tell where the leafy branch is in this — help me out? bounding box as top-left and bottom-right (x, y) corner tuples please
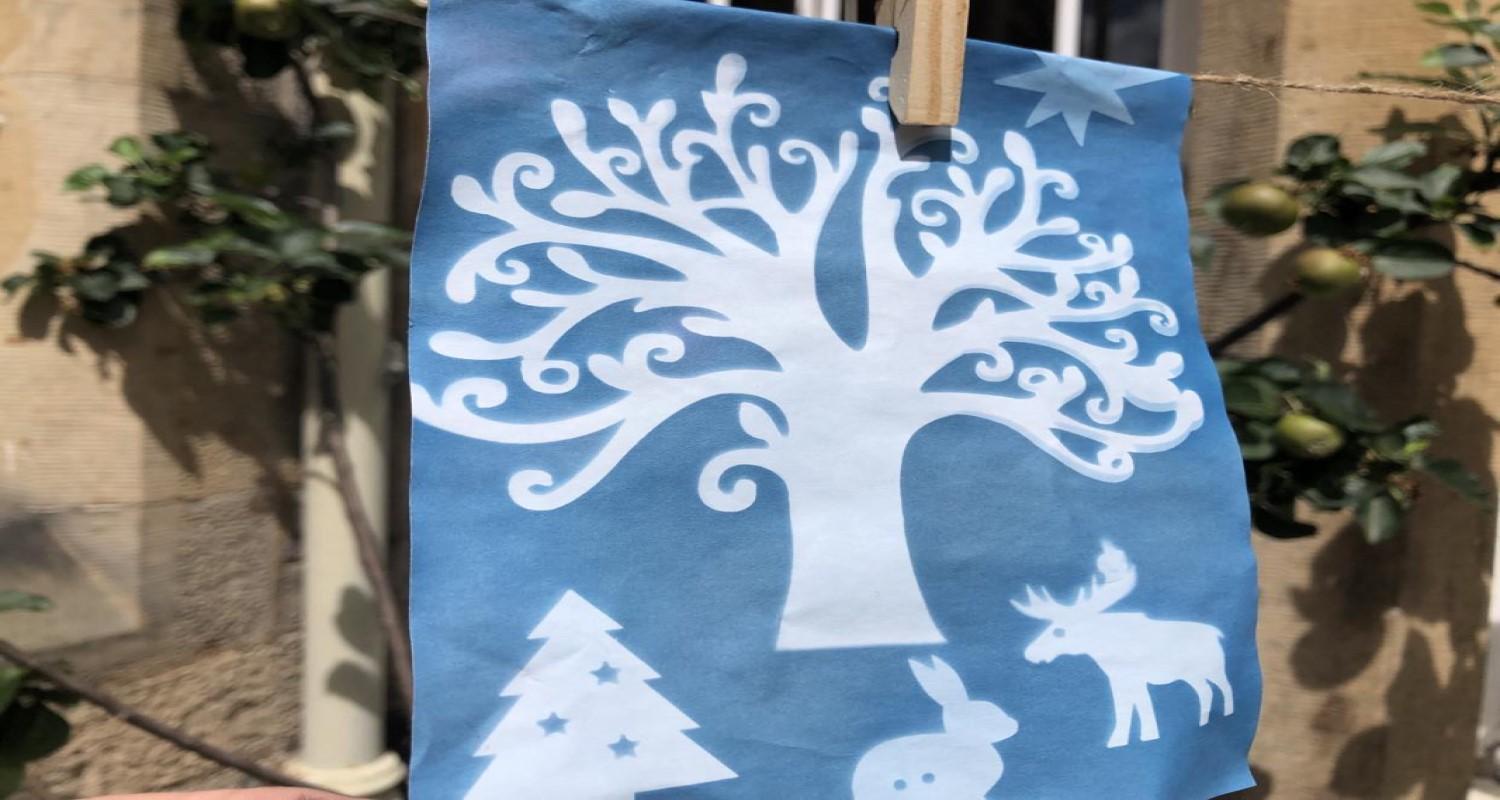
(0, 3), (425, 796)
(178, 0), (427, 95)
(1219, 358), (1486, 541)
(1, 129), (415, 723)
(1201, 0), (1498, 542)
(0, 635), (321, 793)
(5, 132), (409, 333)
(0, 594), (71, 796)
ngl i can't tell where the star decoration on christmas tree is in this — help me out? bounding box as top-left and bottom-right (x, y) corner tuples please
(592, 662), (621, 684)
(609, 735), (640, 759)
(994, 53), (1173, 145)
(537, 713), (568, 736)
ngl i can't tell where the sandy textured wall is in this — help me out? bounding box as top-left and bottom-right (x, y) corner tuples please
(0, 0), (303, 794)
(1190, 1), (1500, 797)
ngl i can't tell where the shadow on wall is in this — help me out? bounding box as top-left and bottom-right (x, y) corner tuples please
(1224, 108), (1498, 799)
(0, 497), (142, 649)
(328, 585), (385, 712)
(2, 36), (323, 659)
(13, 286), (299, 529)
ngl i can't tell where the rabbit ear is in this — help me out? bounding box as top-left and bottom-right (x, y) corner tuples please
(909, 656), (969, 707)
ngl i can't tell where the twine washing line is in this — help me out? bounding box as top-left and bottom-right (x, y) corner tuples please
(1190, 72), (1500, 106)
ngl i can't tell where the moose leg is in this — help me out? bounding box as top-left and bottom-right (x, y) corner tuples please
(1210, 669), (1234, 717)
(1106, 678), (1136, 748)
(1188, 679), (1213, 726)
(1135, 686), (1160, 742)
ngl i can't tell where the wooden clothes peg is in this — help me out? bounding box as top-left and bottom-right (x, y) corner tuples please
(876, 0), (971, 127)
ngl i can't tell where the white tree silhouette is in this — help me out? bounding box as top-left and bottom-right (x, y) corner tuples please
(414, 54), (1204, 651)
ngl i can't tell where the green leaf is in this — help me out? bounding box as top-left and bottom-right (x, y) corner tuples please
(1421, 42), (1493, 68)
(101, 176), (141, 207)
(0, 702), (71, 762)
(1360, 140), (1427, 168)
(0, 762), (21, 798)
(1284, 134), (1345, 179)
(1223, 375), (1284, 420)
(62, 164), (110, 192)
(0, 670), (25, 715)
(1255, 358), (1307, 385)
(1422, 458), (1491, 505)
(114, 270), (151, 292)
(0, 593), (50, 614)
(1348, 166), (1423, 191)
(0, 275), (33, 296)
(1372, 188), (1430, 215)
(1301, 381), (1384, 432)
(1358, 492), (1404, 544)
(1419, 164), (1464, 201)
(79, 295), (139, 328)
(1189, 231), (1216, 270)
(1463, 216), (1500, 246)
(1370, 239), (1456, 279)
(1215, 358), (1247, 377)
(184, 163), (216, 196)
(1237, 420), (1278, 461)
(70, 271), (119, 302)
(276, 228), (325, 259)
(107, 136), (145, 163)
(1417, 1), (1454, 14)
(332, 220), (411, 242)
(149, 131), (207, 162)
(1372, 431), (1415, 462)
(144, 246), (218, 270)
(212, 192), (289, 230)
(1402, 418), (1443, 442)
(1333, 475), (1382, 508)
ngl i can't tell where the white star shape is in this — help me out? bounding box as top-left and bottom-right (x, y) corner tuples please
(994, 53), (1173, 145)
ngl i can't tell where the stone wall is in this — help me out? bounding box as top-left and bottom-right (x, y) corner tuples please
(1190, 1), (1500, 797)
(0, 0), (303, 794)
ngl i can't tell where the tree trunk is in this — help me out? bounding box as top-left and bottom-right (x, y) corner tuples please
(773, 420), (945, 651)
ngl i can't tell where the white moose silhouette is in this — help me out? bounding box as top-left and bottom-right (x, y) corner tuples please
(1011, 542), (1232, 748)
(852, 657), (1018, 799)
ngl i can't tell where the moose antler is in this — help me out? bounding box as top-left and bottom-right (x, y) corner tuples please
(1011, 541), (1137, 620)
(1010, 584), (1070, 621)
(1073, 541), (1137, 613)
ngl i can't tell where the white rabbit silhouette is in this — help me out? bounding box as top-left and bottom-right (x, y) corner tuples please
(852, 657), (1019, 799)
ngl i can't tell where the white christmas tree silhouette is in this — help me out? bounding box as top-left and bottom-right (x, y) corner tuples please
(414, 54), (1204, 651)
(465, 590), (736, 799)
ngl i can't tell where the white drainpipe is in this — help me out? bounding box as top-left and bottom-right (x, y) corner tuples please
(1474, 504), (1500, 793)
(1053, 0), (1084, 57)
(795, 0), (842, 20)
(283, 76), (407, 797)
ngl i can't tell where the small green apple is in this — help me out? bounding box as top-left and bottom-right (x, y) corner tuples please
(1221, 182), (1301, 237)
(1274, 413), (1346, 459)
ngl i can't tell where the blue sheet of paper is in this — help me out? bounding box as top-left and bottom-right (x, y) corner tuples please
(410, 2), (1262, 797)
